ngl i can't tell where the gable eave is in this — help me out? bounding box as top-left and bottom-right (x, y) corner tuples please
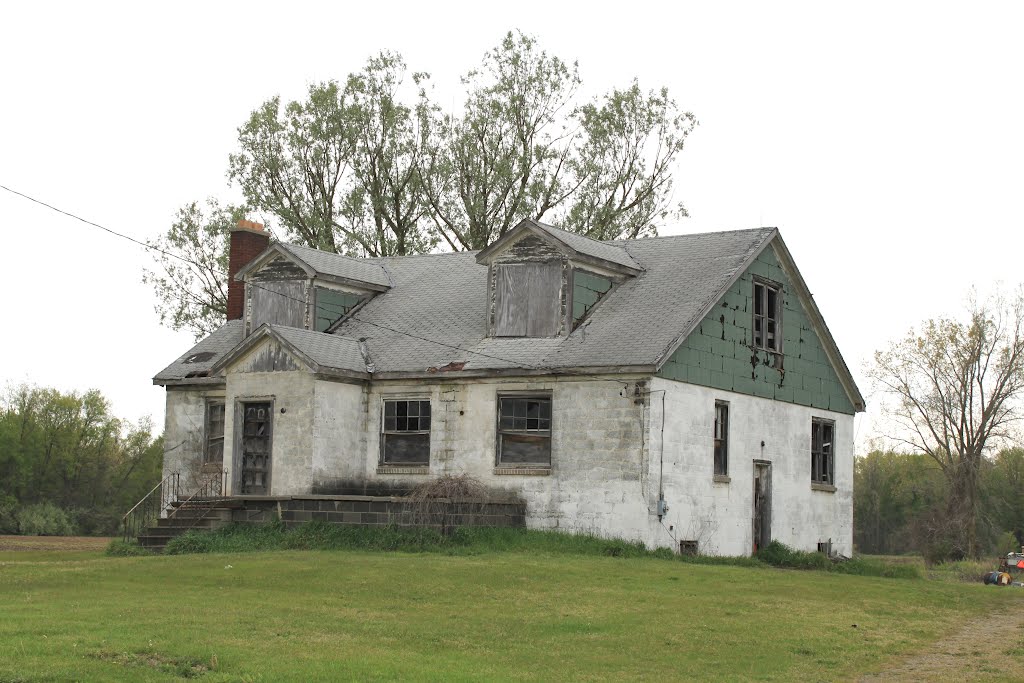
(652, 230), (865, 413)
(654, 228), (779, 373)
(234, 243), (316, 282)
(769, 235), (866, 412)
(210, 324), (319, 375)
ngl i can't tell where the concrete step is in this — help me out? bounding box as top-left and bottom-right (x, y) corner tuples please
(162, 508), (233, 521)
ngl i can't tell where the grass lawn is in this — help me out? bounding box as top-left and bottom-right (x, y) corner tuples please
(1, 546), (1021, 682)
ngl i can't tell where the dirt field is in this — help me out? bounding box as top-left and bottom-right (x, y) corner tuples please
(0, 535), (111, 551)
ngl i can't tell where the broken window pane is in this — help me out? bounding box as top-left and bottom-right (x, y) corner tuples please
(714, 402), (728, 476)
(498, 395), (552, 467)
(381, 399), (431, 465)
(811, 418), (835, 485)
(753, 280), (782, 354)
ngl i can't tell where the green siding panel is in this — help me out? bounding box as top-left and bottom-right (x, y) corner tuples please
(658, 243), (856, 415)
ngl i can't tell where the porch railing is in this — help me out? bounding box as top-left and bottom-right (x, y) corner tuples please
(122, 472), (180, 542)
(167, 468), (229, 532)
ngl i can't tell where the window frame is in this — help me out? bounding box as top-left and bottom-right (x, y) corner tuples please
(811, 417), (835, 486)
(496, 393), (553, 468)
(752, 277), (783, 353)
(713, 401), (729, 477)
(379, 397), (432, 467)
(204, 400), (226, 465)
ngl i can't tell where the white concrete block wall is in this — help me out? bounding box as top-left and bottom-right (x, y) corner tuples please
(366, 377), (659, 540)
(312, 379), (368, 489)
(161, 370), (853, 555)
(224, 370), (314, 496)
(650, 377), (854, 556)
(162, 387), (224, 495)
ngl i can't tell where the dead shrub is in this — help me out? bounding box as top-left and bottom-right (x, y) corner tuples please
(402, 474), (521, 535)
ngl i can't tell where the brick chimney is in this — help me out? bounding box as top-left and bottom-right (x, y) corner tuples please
(227, 219), (270, 321)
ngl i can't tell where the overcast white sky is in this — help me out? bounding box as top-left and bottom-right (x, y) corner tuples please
(2, 1), (1022, 450)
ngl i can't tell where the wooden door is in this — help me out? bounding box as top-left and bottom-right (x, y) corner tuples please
(240, 402), (272, 495)
(752, 461), (772, 554)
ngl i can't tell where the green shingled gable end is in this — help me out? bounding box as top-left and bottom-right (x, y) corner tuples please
(657, 242), (855, 415)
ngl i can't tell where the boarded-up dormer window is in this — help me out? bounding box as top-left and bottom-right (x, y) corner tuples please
(494, 263), (561, 337)
(250, 281), (305, 330)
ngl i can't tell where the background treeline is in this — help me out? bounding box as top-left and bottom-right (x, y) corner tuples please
(0, 384), (163, 536)
(855, 448), (1024, 562)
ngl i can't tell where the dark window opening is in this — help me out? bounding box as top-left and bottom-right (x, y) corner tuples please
(381, 399), (431, 465)
(315, 288), (365, 332)
(753, 280), (782, 352)
(497, 395), (552, 467)
(811, 418), (835, 485)
(204, 402), (225, 464)
(714, 401), (729, 476)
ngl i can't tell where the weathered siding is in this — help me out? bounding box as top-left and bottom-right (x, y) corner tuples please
(311, 380), (367, 488)
(659, 242), (855, 415)
(162, 386), (225, 497)
(651, 376), (853, 555)
(250, 280), (307, 331)
(223, 370), (315, 496)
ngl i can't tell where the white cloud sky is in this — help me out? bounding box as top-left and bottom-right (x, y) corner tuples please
(1, 1), (1021, 449)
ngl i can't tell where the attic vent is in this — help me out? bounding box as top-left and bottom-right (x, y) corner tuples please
(184, 352), (216, 364)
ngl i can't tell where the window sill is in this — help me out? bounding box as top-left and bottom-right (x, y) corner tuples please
(713, 474), (731, 484)
(811, 482), (836, 493)
(376, 466), (429, 475)
(494, 467), (551, 476)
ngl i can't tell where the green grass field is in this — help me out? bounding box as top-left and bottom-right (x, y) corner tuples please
(2, 541), (1022, 682)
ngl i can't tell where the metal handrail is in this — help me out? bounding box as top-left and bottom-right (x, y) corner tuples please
(122, 472), (180, 542)
(167, 468), (227, 522)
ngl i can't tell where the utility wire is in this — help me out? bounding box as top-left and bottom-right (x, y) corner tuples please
(0, 182), (639, 386)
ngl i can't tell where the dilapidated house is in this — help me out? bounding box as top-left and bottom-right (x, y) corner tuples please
(153, 218), (864, 555)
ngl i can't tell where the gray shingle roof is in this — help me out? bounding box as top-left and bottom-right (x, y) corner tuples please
(278, 242), (391, 288)
(153, 320), (245, 383)
(531, 220), (642, 271)
(271, 325), (368, 373)
(155, 228), (779, 383)
(338, 228), (776, 374)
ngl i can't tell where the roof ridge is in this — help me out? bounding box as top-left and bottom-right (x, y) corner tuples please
(609, 226), (777, 245)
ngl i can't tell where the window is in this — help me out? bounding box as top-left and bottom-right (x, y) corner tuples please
(494, 263), (562, 337)
(811, 418), (835, 485)
(713, 401), (729, 476)
(314, 287), (364, 332)
(381, 399), (431, 465)
(497, 395), (552, 467)
(753, 280), (782, 352)
(204, 401), (225, 463)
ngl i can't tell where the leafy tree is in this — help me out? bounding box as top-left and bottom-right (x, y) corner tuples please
(421, 31), (697, 249)
(0, 384), (164, 535)
(983, 447), (1024, 547)
(229, 52), (435, 257)
(853, 450), (946, 555)
(148, 31), (697, 333)
(142, 199), (244, 339)
(868, 288), (1024, 557)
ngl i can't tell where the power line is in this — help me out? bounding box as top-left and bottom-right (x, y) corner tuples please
(0, 183), (637, 385)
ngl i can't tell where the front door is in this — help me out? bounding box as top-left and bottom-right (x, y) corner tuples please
(752, 461), (772, 554)
(240, 402), (272, 495)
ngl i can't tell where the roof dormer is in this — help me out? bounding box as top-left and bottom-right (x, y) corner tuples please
(476, 219), (643, 338)
(234, 242), (391, 336)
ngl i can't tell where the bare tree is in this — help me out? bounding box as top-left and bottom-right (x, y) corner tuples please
(868, 288), (1024, 557)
